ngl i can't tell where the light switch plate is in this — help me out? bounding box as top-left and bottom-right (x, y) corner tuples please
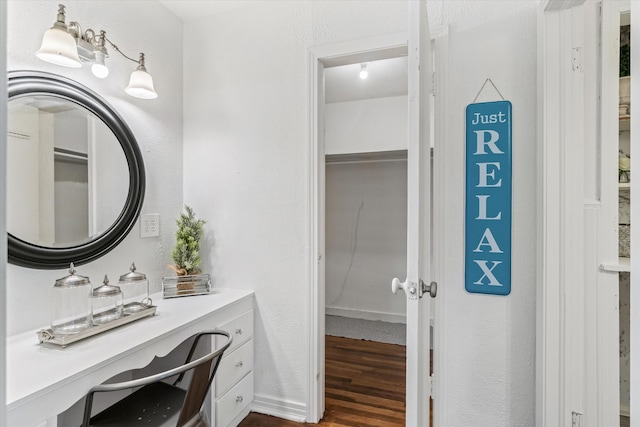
(140, 214), (160, 238)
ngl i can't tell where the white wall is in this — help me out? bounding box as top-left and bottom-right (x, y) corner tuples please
(183, 1), (537, 425)
(324, 96), (407, 155)
(439, 1), (537, 426)
(91, 115), (129, 236)
(183, 1), (409, 415)
(6, 0), (184, 336)
(325, 96), (407, 323)
(54, 110), (88, 153)
(7, 105), (41, 243)
(325, 159), (407, 323)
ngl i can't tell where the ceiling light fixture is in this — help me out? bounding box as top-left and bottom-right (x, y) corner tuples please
(359, 63), (369, 80)
(36, 4), (158, 100)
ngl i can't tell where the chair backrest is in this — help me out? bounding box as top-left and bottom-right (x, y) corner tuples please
(176, 330), (232, 425)
(82, 330), (232, 427)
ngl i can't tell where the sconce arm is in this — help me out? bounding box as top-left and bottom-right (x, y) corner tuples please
(103, 36), (141, 65)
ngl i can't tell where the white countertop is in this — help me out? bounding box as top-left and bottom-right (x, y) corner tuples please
(7, 288), (254, 426)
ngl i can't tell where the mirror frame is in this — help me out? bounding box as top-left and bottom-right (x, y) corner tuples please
(7, 71), (146, 269)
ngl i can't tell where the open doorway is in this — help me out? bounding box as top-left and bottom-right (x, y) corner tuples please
(322, 56), (409, 425)
(308, 21), (446, 424)
(323, 57), (409, 340)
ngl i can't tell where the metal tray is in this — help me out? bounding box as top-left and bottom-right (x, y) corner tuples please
(37, 303), (156, 347)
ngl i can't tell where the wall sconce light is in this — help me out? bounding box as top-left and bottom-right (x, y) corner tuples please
(36, 4), (158, 100)
(359, 63), (369, 80)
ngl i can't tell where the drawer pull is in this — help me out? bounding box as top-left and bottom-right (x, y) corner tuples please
(236, 395), (244, 403)
(236, 361), (244, 368)
(236, 328), (243, 335)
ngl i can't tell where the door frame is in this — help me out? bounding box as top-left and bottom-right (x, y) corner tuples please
(631, 2), (639, 422)
(537, 1), (624, 425)
(306, 27), (448, 423)
(0, 1), (7, 426)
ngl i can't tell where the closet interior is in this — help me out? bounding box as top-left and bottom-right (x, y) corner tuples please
(323, 57), (409, 344)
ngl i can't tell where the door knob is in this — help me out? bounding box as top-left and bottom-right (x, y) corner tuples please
(391, 278), (417, 295)
(393, 278), (437, 299)
(392, 278), (409, 294)
(421, 279), (437, 298)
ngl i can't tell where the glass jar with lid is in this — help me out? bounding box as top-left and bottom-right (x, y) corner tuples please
(118, 262), (152, 314)
(52, 263), (92, 335)
(92, 275), (124, 325)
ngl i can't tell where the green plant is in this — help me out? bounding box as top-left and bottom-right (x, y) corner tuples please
(620, 44), (630, 77)
(620, 25), (631, 77)
(169, 205), (206, 275)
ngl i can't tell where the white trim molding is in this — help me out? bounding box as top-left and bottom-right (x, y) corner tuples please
(307, 26), (447, 425)
(537, 1), (623, 426)
(325, 307), (407, 324)
(630, 1), (639, 424)
(0, 2), (7, 426)
(307, 31), (409, 424)
(251, 393), (307, 423)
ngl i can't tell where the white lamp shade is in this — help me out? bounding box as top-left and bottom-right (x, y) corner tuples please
(125, 69), (158, 99)
(36, 27), (82, 68)
(92, 51), (109, 78)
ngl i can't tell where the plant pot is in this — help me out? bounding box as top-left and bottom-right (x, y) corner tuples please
(176, 277), (196, 292)
(162, 274), (212, 299)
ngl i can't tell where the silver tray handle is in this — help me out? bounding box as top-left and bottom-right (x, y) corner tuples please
(38, 329), (55, 343)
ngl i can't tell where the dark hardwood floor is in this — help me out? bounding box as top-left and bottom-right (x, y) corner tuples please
(238, 335), (406, 426)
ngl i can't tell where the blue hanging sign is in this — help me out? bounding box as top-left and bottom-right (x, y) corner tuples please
(464, 101), (512, 296)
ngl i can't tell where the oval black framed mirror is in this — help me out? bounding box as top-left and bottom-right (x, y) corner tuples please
(7, 71), (145, 269)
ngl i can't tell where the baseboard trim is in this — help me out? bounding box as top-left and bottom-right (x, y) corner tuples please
(251, 393), (307, 423)
(326, 306), (406, 324)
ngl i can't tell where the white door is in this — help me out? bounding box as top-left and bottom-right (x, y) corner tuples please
(391, 1), (434, 426)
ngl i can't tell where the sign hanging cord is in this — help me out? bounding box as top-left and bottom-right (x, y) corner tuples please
(472, 78), (505, 103)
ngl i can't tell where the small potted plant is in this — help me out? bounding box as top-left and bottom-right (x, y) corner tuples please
(166, 205), (207, 294)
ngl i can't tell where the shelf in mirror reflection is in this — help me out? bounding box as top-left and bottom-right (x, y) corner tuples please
(619, 182), (631, 191)
(600, 257), (630, 273)
(620, 115), (630, 132)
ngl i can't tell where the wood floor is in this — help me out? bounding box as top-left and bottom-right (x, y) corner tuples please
(621, 415), (630, 427)
(238, 335), (406, 426)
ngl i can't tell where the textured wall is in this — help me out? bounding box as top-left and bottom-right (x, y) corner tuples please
(324, 96), (408, 155)
(183, 1), (538, 425)
(324, 96), (408, 322)
(183, 0), (409, 414)
(325, 159), (407, 322)
(6, 0), (184, 335)
(439, 2), (537, 426)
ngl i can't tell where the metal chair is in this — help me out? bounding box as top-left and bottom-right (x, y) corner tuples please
(81, 330), (232, 427)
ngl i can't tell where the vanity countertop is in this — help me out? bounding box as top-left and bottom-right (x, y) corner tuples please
(6, 287), (254, 426)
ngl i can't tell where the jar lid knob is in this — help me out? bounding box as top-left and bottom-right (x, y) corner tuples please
(119, 261), (147, 283)
(55, 263), (90, 287)
(92, 275), (122, 297)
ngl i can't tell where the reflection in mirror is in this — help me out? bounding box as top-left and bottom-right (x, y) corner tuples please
(7, 95), (128, 248)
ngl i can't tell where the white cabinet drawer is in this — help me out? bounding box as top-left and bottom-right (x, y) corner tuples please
(216, 340), (253, 398)
(217, 309), (253, 352)
(215, 372), (253, 427)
